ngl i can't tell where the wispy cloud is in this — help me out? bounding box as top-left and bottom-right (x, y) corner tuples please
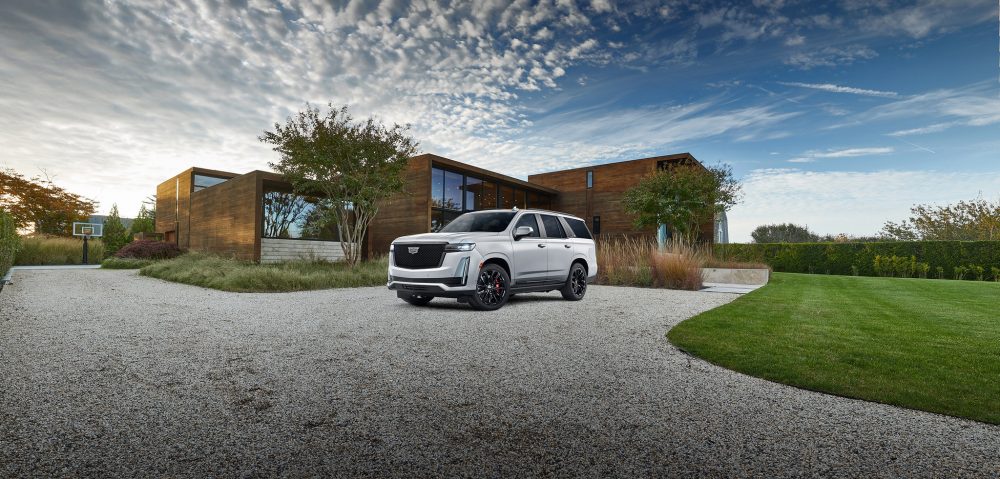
(887, 122), (956, 137)
(779, 82), (898, 98)
(788, 147), (894, 163)
(784, 45), (877, 69)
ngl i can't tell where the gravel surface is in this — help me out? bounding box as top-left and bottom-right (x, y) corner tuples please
(1, 269), (998, 477)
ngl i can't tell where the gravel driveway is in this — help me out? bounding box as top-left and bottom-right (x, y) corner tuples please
(1, 270), (998, 477)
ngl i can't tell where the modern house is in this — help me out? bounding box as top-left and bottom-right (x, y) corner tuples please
(156, 152), (714, 262)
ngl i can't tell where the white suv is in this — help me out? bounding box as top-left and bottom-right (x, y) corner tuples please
(387, 209), (597, 310)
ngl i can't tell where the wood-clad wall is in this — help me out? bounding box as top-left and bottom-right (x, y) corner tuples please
(366, 155), (433, 257)
(188, 172), (262, 261)
(155, 169), (193, 248)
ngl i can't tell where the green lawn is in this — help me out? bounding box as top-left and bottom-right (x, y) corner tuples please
(668, 273), (1000, 424)
(139, 253), (388, 292)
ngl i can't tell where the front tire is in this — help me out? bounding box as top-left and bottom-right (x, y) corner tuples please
(560, 263), (587, 301)
(400, 293), (434, 306)
(469, 263), (510, 311)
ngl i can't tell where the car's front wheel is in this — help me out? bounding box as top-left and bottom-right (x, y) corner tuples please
(469, 263), (510, 311)
(400, 293), (434, 306)
(560, 263), (587, 301)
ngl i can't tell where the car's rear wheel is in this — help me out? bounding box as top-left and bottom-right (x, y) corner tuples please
(400, 293), (434, 306)
(560, 263), (587, 301)
(469, 263), (510, 311)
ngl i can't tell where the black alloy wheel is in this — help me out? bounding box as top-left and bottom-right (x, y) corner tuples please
(560, 263), (588, 301)
(470, 263), (510, 310)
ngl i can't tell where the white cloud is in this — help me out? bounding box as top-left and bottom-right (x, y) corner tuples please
(590, 0), (613, 14)
(785, 44), (877, 69)
(887, 122), (956, 137)
(779, 81), (897, 98)
(784, 34), (805, 46)
(788, 147), (894, 163)
(727, 168), (1000, 242)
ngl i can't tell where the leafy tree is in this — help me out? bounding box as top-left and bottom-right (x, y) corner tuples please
(881, 197), (1000, 241)
(130, 200), (156, 236)
(260, 104), (418, 265)
(103, 204), (131, 255)
(0, 168), (97, 235)
(622, 163), (741, 243)
(751, 223), (819, 243)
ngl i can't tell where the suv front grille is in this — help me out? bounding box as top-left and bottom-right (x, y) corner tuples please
(393, 243), (446, 269)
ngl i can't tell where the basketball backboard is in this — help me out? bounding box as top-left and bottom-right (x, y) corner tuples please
(72, 222), (103, 237)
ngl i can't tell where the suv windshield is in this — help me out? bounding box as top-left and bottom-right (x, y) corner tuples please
(440, 211), (516, 233)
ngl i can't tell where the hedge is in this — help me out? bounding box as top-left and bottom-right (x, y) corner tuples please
(0, 210), (20, 279)
(714, 241), (1000, 279)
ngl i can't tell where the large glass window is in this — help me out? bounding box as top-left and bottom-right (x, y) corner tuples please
(262, 190), (339, 240)
(465, 176), (482, 211)
(443, 170), (463, 210)
(193, 174), (228, 191)
(431, 168), (444, 208)
(514, 189), (526, 209)
(499, 184), (514, 209)
(481, 180), (498, 209)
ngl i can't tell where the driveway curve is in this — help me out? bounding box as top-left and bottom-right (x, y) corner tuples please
(1, 269), (998, 477)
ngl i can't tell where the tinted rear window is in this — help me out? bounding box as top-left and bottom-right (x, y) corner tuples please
(540, 214), (566, 238)
(566, 218), (592, 239)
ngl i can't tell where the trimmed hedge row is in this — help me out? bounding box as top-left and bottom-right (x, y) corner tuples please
(714, 241), (1000, 279)
(0, 210), (20, 278)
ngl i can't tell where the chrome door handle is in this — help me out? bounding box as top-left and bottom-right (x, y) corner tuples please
(537, 243), (546, 248)
(564, 244), (571, 248)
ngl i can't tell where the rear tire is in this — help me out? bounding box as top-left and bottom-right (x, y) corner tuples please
(469, 263), (510, 311)
(560, 263), (587, 301)
(401, 293), (434, 306)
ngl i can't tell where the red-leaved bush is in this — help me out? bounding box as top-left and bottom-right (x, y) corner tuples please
(114, 240), (182, 260)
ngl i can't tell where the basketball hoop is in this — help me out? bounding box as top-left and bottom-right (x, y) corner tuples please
(72, 222), (103, 264)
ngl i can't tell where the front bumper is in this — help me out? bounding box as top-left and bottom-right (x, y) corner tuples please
(387, 250), (480, 297)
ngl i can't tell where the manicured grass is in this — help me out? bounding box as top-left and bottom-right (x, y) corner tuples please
(668, 273), (1000, 424)
(101, 257), (159, 269)
(139, 253), (388, 292)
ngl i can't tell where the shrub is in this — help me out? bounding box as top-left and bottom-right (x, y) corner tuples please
(15, 236), (104, 265)
(915, 262), (930, 279)
(954, 266), (968, 281)
(716, 241), (1000, 280)
(936, 266), (945, 279)
(114, 240), (182, 260)
(596, 235), (656, 287)
(0, 210), (20, 278)
(101, 257), (158, 269)
(969, 264), (985, 281)
(992, 267), (1000, 282)
(649, 249), (703, 290)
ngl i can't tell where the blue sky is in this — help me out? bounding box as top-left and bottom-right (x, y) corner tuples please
(1, 0), (997, 241)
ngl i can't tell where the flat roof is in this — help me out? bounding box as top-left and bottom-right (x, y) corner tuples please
(527, 152), (701, 177)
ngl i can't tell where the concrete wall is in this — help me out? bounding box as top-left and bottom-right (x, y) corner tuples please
(701, 268), (770, 285)
(260, 238), (354, 263)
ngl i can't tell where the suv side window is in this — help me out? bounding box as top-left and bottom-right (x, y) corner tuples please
(565, 217), (592, 239)
(514, 214), (541, 238)
(539, 214), (566, 239)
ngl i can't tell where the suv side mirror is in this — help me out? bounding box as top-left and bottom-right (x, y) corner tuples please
(513, 226), (533, 240)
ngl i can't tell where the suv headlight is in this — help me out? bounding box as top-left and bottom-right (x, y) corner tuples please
(444, 242), (476, 252)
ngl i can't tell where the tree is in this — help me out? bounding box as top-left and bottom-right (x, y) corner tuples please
(622, 163), (741, 244)
(103, 204), (131, 255)
(130, 198), (156, 236)
(881, 197), (1000, 241)
(0, 168), (97, 235)
(260, 104), (419, 265)
(751, 223), (819, 243)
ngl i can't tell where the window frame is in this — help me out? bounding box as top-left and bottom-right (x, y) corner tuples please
(586, 170), (593, 189)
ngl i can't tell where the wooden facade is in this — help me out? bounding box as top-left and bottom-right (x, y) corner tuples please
(157, 152), (715, 261)
(528, 153), (715, 241)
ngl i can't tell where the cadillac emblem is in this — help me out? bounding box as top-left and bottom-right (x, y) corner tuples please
(408, 246), (420, 254)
